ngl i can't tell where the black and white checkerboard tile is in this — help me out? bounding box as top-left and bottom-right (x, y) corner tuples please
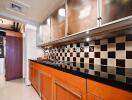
(47, 34), (132, 85)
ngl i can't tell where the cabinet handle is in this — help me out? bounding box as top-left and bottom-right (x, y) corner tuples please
(88, 91), (104, 100)
(55, 81), (82, 99)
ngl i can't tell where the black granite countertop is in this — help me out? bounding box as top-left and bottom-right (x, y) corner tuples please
(30, 59), (132, 92)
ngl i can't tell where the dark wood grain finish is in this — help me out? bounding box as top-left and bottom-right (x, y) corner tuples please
(5, 36), (23, 81)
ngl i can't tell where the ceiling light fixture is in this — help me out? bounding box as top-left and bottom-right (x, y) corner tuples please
(86, 38), (90, 42)
(58, 8), (65, 17)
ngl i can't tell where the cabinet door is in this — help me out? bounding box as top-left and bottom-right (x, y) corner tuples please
(29, 62), (33, 82)
(33, 68), (39, 92)
(36, 18), (51, 45)
(51, 5), (66, 41)
(87, 79), (132, 100)
(101, 0), (132, 24)
(54, 81), (82, 100)
(67, 0), (98, 35)
(36, 27), (44, 46)
(40, 71), (53, 100)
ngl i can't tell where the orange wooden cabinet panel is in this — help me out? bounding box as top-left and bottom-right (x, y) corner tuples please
(40, 71), (54, 100)
(87, 79), (132, 100)
(52, 69), (87, 100)
(29, 62), (39, 93)
(54, 80), (82, 100)
(33, 67), (39, 92)
(29, 62), (33, 82)
(30, 61), (87, 100)
(87, 92), (103, 100)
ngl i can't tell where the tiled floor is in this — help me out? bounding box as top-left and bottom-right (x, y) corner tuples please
(0, 75), (41, 100)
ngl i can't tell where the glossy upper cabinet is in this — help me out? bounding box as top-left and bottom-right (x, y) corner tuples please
(51, 5), (66, 41)
(101, 0), (132, 24)
(37, 18), (51, 46)
(67, 0), (98, 35)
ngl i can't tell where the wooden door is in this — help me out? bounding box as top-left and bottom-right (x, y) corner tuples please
(5, 36), (22, 81)
(40, 71), (53, 100)
(54, 80), (82, 100)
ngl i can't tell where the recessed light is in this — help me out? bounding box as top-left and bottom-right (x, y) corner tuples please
(58, 8), (65, 17)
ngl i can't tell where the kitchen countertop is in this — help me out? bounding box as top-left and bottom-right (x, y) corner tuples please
(30, 59), (132, 92)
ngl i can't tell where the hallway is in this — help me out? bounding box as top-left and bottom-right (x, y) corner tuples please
(0, 75), (41, 100)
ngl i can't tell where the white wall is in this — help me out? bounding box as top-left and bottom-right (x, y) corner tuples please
(0, 58), (5, 75)
(23, 24), (43, 85)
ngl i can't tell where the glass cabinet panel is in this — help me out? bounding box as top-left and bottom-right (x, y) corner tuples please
(51, 5), (66, 41)
(102, 0), (132, 24)
(37, 17), (51, 44)
(67, 0), (98, 35)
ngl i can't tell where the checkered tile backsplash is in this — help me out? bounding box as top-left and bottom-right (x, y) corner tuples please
(45, 34), (132, 85)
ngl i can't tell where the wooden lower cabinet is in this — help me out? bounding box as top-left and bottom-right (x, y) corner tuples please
(33, 67), (39, 92)
(29, 61), (132, 100)
(29, 61), (87, 100)
(29, 62), (33, 83)
(40, 71), (53, 100)
(54, 80), (81, 100)
(29, 62), (39, 93)
(87, 79), (132, 100)
(87, 92), (103, 100)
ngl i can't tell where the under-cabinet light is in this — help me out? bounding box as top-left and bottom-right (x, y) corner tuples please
(86, 38), (90, 42)
(86, 31), (89, 34)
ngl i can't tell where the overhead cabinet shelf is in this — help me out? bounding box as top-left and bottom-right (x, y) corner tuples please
(37, 0), (132, 47)
(39, 17), (132, 47)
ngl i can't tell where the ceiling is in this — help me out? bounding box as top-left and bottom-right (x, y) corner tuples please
(0, 0), (64, 26)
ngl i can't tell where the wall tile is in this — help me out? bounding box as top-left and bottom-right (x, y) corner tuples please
(45, 35), (132, 84)
(108, 51), (115, 58)
(126, 41), (132, 51)
(116, 43), (125, 50)
(126, 51), (132, 59)
(107, 59), (116, 67)
(101, 45), (107, 51)
(100, 39), (108, 45)
(107, 43), (116, 51)
(116, 51), (126, 59)
(126, 59), (132, 68)
(116, 36), (125, 43)
(126, 34), (132, 41)
(100, 51), (108, 58)
(116, 59), (125, 67)
(108, 37), (115, 43)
